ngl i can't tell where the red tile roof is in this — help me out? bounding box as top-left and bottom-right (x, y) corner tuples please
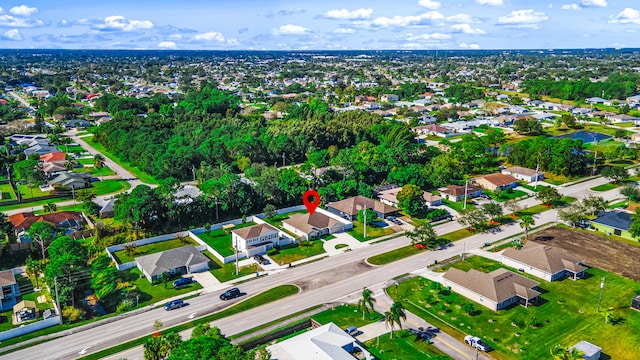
(9, 211), (81, 232)
(40, 152), (67, 162)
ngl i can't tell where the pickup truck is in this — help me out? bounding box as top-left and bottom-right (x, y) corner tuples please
(464, 335), (491, 352)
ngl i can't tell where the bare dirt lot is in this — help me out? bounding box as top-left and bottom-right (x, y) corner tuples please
(533, 227), (640, 281)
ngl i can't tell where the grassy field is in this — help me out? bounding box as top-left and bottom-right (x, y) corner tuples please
(583, 139), (626, 155)
(0, 183), (16, 201)
(312, 303), (383, 328)
(66, 145), (86, 154)
(205, 251), (261, 282)
(590, 183), (619, 192)
(78, 285), (299, 360)
(196, 222), (257, 257)
(83, 137), (158, 184)
(348, 221), (396, 242)
(368, 244), (424, 265)
(364, 330), (451, 360)
(113, 237), (198, 264)
(75, 165), (116, 177)
(91, 179), (131, 195)
(442, 199), (475, 212)
(517, 183), (547, 193)
(395, 257), (640, 360)
(514, 196), (577, 218)
(270, 240), (326, 264)
(127, 267), (202, 305)
(263, 210), (307, 229)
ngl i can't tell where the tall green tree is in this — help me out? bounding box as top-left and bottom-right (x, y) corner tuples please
(520, 215), (535, 244)
(26, 222), (55, 261)
(384, 301), (407, 339)
(396, 184), (425, 216)
(93, 154), (106, 180)
(357, 287), (376, 320)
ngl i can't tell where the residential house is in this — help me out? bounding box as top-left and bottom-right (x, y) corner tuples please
(0, 270), (20, 311)
(475, 173), (518, 191)
(570, 341), (602, 360)
(39, 152), (66, 163)
(326, 196), (398, 220)
(135, 246), (210, 282)
(42, 162), (68, 177)
(502, 243), (587, 282)
(98, 198), (115, 218)
(49, 172), (92, 190)
(631, 132), (640, 142)
(501, 166), (544, 183)
(267, 322), (375, 360)
(9, 211), (83, 241)
(282, 211), (351, 240)
(442, 268), (541, 311)
(606, 114), (640, 123)
(496, 94), (509, 101)
(231, 223), (281, 257)
(626, 94), (640, 105)
(438, 184), (483, 202)
(381, 94), (399, 102)
(64, 119), (92, 128)
(376, 186), (442, 207)
(24, 144), (60, 157)
(572, 107), (592, 116)
(590, 211), (634, 239)
(413, 124), (452, 137)
(586, 97), (607, 105)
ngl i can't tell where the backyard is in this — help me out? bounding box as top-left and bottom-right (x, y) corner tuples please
(0, 183), (16, 201)
(394, 257), (640, 360)
(196, 222), (257, 257)
(124, 268), (202, 305)
(112, 237), (198, 264)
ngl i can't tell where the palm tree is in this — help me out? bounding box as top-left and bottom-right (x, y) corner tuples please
(43, 201), (57, 214)
(603, 306), (613, 324)
(93, 154), (106, 180)
(384, 301), (407, 339)
(550, 344), (585, 360)
(143, 336), (162, 360)
(519, 215), (535, 244)
(357, 287), (376, 320)
(383, 311), (396, 339)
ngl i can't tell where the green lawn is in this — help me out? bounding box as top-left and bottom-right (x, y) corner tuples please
(0, 196), (72, 211)
(91, 179), (131, 195)
(312, 303), (383, 328)
(196, 222), (257, 257)
(518, 183), (547, 193)
(0, 183), (16, 201)
(395, 258), (640, 360)
(34, 203), (84, 215)
(439, 227), (477, 242)
(583, 139), (627, 155)
(514, 196), (577, 217)
(77, 158), (95, 165)
(263, 211), (307, 229)
(83, 137), (158, 184)
(66, 145), (86, 154)
(590, 183), (619, 192)
(608, 200), (630, 209)
(368, 245), (423, 265)
(113, 237), (198, 264)
(75, 166), (116, 177)
(442, 199), (475, 212)
(484, 189), (529, 202)
(16, 184), (50, 199)
(126, 267), (202, 306)
(348, 221), (396, 242)
(270, 240), (326, 264)
(364, 330), (451, 360)
(205, 251), (262, 282)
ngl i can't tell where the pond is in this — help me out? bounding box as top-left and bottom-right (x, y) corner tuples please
(554, 130), (611, 143)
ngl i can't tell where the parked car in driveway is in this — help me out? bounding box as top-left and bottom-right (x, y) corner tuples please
(173, 277), (194, 288)
(220, 287), (241, 300)
(253, 254), (270, 265)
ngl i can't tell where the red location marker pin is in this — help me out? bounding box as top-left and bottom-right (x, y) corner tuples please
(303, 189), (321, 215)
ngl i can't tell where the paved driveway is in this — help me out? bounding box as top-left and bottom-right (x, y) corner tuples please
(189, 271), (223, 292)
(323, 232), (367, 254)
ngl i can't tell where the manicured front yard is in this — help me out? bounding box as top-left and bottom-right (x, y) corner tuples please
(483, 189), (528, 202)
(91, 179), (131, 195)
(518, 183), (547, 193)
(0, 183), (16, 201)
(368, 244), (423, 265)
(205, 251), (262, 282)
(312, 303), (383, 328)
(75, 165), (116, 177)
(442, 199), (475, 212)
(196, 222), (257, 257)
(16, 184), (50, 199)
(124, 267), (202, 306)
(590, 182), (619, 192)
(348, 221), (396, 242)
(364, 330), (451, 360)
(113, 237), (198, 264)
(269, 240), (326, 264)
(395, 257), (640, 360)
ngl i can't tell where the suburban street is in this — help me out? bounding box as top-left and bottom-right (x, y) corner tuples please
(0, 172), (625, 360)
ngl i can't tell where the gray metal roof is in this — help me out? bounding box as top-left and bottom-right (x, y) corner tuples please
(591, 211), (632, 231)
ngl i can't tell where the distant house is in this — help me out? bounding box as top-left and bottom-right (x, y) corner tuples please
(586, 97), (607, 105)
(268, 322), (375, 360)
(442, 268), (541, 311)
(0, 270), (20, 311)
(570, 341), (602, 360)
(9, 211), (83, 241)
(502, 243), (587, 282)
(49, 172), (92, 190)
(376, 186), (442, 207)
(632, 294), (640, 311)
(501, 166), (544, 183)
(135, 246), (209, 282)
(98, 198), (115, 218)
(39, 152), (66, 163)
(475, 173), (518, 191)
(590, 211), (634, 239)
(414, 124), (453, 137)
(606, 114), (639, 123)
(438, 184), (483, 202)
(42, 162), (68, 177)
(64, 119), (92, 128)
(231, 223), (281, 257)
(173, 185), (202, 205)
(24, 144), (60, 157)
(381, 94), (399, 102)
(326, 196), (398, 220)
(627, 94), (640, 105)
(282, 211), (351, 240)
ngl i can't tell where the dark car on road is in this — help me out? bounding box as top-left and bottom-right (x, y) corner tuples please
(164, 299), (184, 311)
(220, 287), (241, 300)
(173, 277), (194, 288)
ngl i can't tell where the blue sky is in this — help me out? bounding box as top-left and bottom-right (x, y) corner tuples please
(0, 0), (638, 50)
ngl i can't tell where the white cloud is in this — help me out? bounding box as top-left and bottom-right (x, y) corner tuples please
(2, 29), (23, 41)
(451, 23), (486, 34)
(497, 9), (548, 29)
(92, 16), (153, 32)
(333, 27), (355, 34)
(0, 14), (44, 27)
(446, 14), (478, 23)
(418, 0), (441, 10)
(10, 5), (38, 16)
(370, 11), (444, 28)
(476, 0), (503, 6)
(609, 8), (640, 25)
(158, 41), (177, 49)
(459, 42), (481, 49)
(193, 31), (225, 42)
(581, 0), (607, 7)
(561, 4), (580, 10)
(401, 33), (451, 41)
(324, 8), (373, 20)
(272, 24), (309, 35)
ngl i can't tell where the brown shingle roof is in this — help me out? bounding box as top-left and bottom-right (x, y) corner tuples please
(479, 173), (518, 186)
(439, 184), (483, 197)
(503, 242), (587, 275)
(283, 212), (340, 234)
(327, 196), (397, 217)
(231, 223), (278, 239)
(443, 268), (540, 303)
(0, 270), (16, 287)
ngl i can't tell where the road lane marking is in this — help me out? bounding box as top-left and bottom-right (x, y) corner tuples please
(188, 312), (197, 319)
(78, 346), (92, 355)
(437, 337), (472, 359)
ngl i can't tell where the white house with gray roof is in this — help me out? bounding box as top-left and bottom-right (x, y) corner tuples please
(502, 243), (586, 282)
(135, 246), (209, 282)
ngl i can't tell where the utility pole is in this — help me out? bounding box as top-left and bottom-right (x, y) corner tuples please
(534, 157), (540, 190)
(463, 178), (469, 210)
(592, 151), (599, 177)
(282, 152), (285, 167)
(597, 276), (606, 312)
(192, 164), (196, 183)
(234, 237), (239, 276)
(363, 208), (367, 239)
(54, 277), (61, 317)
